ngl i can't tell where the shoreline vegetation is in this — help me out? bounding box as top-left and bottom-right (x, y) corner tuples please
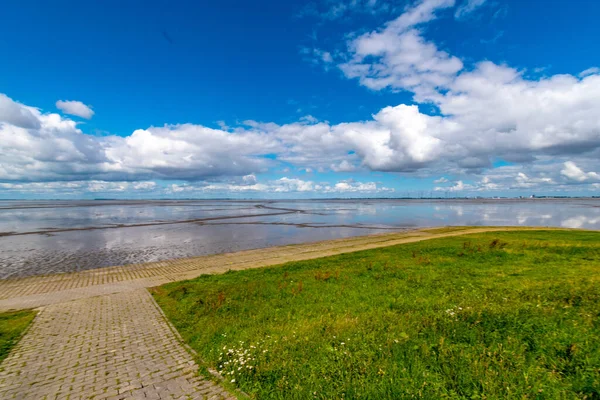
(0, 310), (36, 364)
(152, 230), (600, 399)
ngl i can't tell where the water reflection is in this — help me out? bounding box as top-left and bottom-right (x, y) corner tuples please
(0, 199), (598, 278)
(561, 215), (600, 229)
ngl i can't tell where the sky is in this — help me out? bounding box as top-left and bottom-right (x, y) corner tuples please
(1, 0), (600, 199)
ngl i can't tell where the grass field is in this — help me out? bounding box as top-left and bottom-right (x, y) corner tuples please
(152, 230), (600, 399)
(0, 310), (36, 364)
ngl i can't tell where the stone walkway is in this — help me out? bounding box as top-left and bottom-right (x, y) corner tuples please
(0, 289), (234, 399)
(0, 226), (557, 399)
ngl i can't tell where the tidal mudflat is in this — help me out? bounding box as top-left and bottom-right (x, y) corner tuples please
(0, 198), (599, 278)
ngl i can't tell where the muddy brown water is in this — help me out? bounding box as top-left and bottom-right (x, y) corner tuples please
(0, 199), (598, 279)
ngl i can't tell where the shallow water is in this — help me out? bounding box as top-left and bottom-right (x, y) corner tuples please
(0, 199), (598, 278)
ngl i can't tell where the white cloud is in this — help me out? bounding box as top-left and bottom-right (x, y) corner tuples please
(579, 67), (600, 78)
(324, 1), (600, 177)
(0, 95), (109, 182)
(331, 160), (357, 172)
(242, 174), (258, 185)
(168, 177), (393, 194)
(0, 94), (280, 182)
(132, 181), (157, 190)
(55, 100), (95, 119)
(432, 160), (600, 194)
(454, 0), (486, 19)
(433, 177), (448, 183)
(332, 180), (382, 192)
(514, 172), (555, 188)
(0, 180), (157, 193)
(300, 115), (318, 124)
(300, 47), (335, 70)
(437, 180), (472, 192)
(392, 0), (455, 30)
(105, 124), (279, 180)
(339, 0), (462, 97)
(561, 161), (600, 182)
(275, 177), (315, 192)
(321, 51), (334, 63)
(0, 94), (41, 129)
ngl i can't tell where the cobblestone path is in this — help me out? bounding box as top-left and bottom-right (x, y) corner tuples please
(0, 289), (234, 399)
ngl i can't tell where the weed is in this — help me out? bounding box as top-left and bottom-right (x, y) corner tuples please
(0, 310), (36, 363)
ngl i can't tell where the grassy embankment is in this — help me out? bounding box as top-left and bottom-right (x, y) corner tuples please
(152, 230), (600, 399)
(0, 310), (36, 364)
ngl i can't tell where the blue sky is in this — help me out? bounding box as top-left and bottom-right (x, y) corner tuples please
(1, 0), (600, 198)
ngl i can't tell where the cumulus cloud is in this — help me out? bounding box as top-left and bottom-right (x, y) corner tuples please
(514, 172), (555, 189)
(55, 100), (95, 119)
(0, 94), (41, 129)
(242, 174), (258, 185)
(0, 94), (280, 182)
(332, 180), (381, 192)
(326, 0), (600, 177)
(339, 1), (462, 96)
(0, 95), (110, 182)
(561, 161), (600, 182)
(266, 68), (600, 173)
(104, 124), (279, 180)
(331, 160), (357, 172)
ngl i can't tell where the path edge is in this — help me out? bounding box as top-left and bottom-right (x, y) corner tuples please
(146, 288), (250, 399)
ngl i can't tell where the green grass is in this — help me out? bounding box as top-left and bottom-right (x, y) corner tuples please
(152, 230), (600, 399)
(0, 310), (36, 363)
(420, 226), (480, 234)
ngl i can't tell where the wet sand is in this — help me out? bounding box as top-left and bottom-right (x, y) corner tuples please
(1, 198), (599, 279)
